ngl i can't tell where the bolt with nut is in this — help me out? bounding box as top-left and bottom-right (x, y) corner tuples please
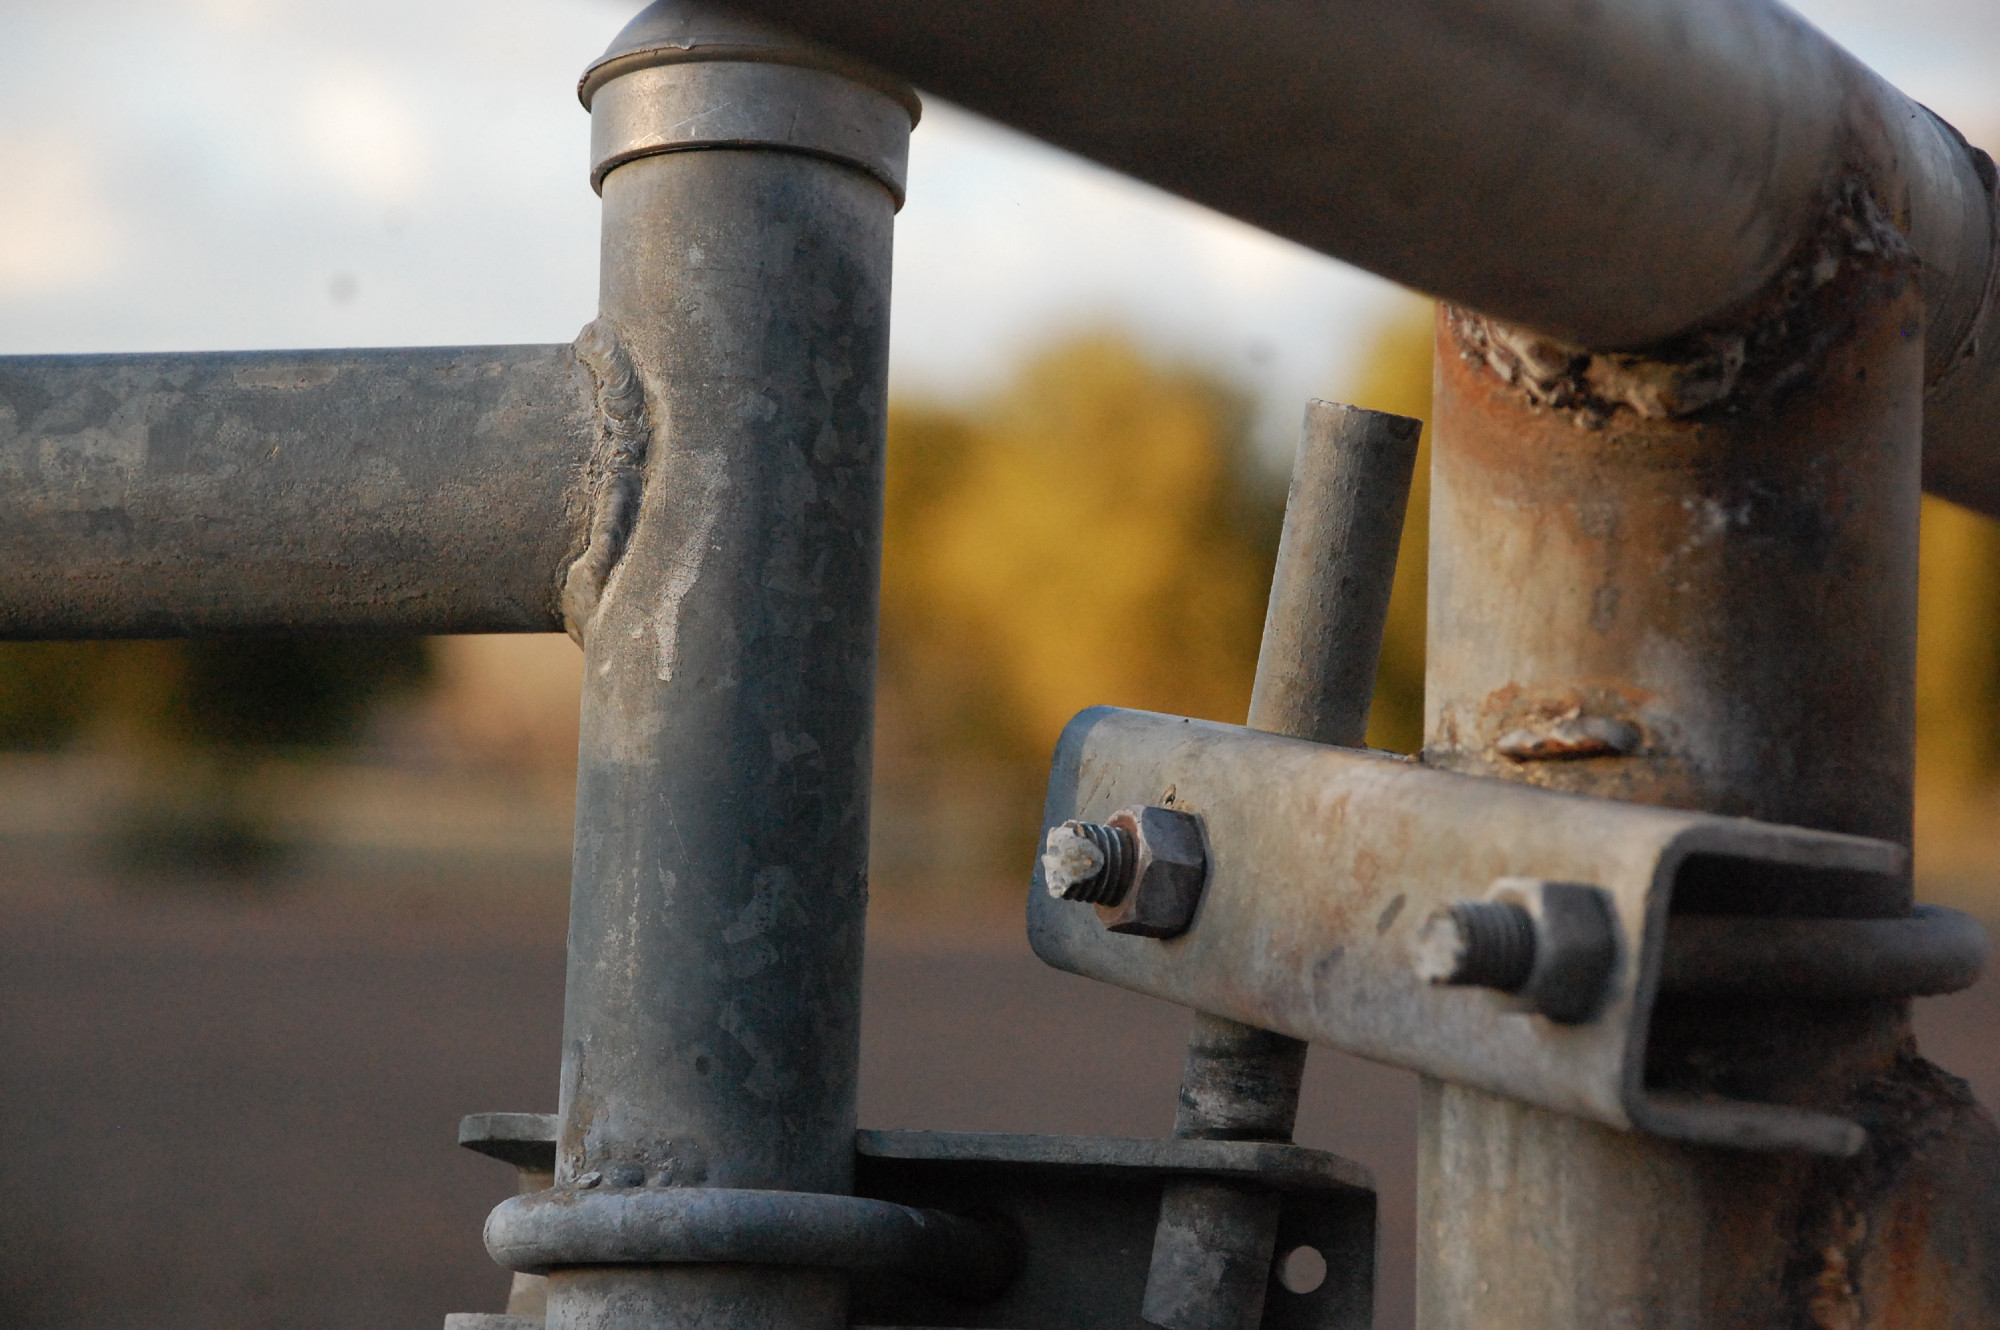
(1043, 805), (1208, 938)
(1413, 878), (1619, 1024)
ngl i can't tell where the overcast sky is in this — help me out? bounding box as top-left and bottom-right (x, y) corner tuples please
(1, 0), (1996, 461)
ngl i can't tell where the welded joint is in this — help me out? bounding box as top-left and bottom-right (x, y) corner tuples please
(561, 317), (652, 644)
(1495, 712), (1642, 762)
(1455, 179), (1916, 428)
(1920, 108), (2000, 392)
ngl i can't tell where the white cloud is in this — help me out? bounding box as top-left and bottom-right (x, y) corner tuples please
(0, 130), (121, 297)
(296, 68), (428, 207)
(181, 0), (270, 30)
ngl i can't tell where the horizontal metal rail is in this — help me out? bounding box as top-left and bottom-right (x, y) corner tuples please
(0, 346), (595, 637)
(730, 0), (2000, 517)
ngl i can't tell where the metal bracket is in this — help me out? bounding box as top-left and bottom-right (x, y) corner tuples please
(1026, 708), (1980, 1156)
(451, 1118), (1374, 1330)
(851, 1130), (1373, 1330)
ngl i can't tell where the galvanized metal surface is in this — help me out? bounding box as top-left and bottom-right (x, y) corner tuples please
(1143, 1181), (1285, 1330)
(587, 59), (912, 201)
(1417, 204), (2000, 1327)
(851, 1129), (1374, 1330)
(1246, 401), (1421, 753)
(13, 1), (1997, 630)
(724, 0), (2000, 522)
(487, 1186), (1018, 1289)
(0, 345), (594, 638)
(461, 1113), (562, 1172)
(2, 2), (1993, 1326)
(450, 1116), (1376, 1329)
(1142, 401), (1418, 1330)
(534, 16), (913, 1327)
(577, 3), (921, 122)
(1146, 1016), (1313, 1330)
(1029, 707), (1906, 1154)
(1173, 1016), (1311, 1145)
(460, 1114), (560, 1322)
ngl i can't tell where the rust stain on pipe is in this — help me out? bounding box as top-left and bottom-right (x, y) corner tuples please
(1419, 181), (2000, 1328)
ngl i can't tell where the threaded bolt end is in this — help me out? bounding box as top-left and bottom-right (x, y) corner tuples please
(1043, 820), (1138, 905)
(1414, 900), (1537, 992)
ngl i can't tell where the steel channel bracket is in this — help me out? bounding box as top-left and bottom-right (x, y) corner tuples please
(452, 1117), (1375, 1330)
(1029, 708), (1912, 1156)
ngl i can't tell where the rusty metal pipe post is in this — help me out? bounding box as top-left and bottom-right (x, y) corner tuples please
(534, 5), (914, 1327)
(1143, 402), (1419, 1330)
(1419, 189), (2000, 1327)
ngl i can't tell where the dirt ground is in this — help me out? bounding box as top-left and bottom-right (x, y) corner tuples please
(1, 836), (1996, 1330)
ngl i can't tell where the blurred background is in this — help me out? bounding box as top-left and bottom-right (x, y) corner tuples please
(2, 1), (1999, 1327)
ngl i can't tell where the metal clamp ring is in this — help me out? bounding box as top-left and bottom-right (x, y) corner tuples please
(485, 1185), (1018, 1297)
(588, 60), (914, 202)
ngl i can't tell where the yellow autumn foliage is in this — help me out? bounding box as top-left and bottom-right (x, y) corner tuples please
(878, 335), (1279, 786)
(1339, 303), (1435, 754)
(878, 303), (2000, 825)
(1917, 496), (2000, 803)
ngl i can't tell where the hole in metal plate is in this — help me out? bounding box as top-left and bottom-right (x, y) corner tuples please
(1278, 1244), (1327, 1294)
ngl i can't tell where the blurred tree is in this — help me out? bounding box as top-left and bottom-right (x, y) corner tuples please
(0, 641), (112, 750)
(1916, 497), (2000, 807)
(0, 637), (432, 873)
(879, 334), (1280, 795)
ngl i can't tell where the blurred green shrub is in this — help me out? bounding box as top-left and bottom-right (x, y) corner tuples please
(163, 638), (432, 751)
(0, 637), (432, 873)
(0, 642), (109, 750)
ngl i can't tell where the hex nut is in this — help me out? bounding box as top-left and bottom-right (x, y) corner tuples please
(1501, 879), (1618, 1024)
(1093, 805), (1208, 939)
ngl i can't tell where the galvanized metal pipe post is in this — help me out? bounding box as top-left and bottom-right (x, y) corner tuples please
(1419, 193), (2000, 1327)
(543, 6), (914, 1327)
(1145, 402), (1419, 1329)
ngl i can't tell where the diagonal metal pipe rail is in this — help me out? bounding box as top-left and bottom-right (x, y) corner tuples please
(726, 0), (2000, 516)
